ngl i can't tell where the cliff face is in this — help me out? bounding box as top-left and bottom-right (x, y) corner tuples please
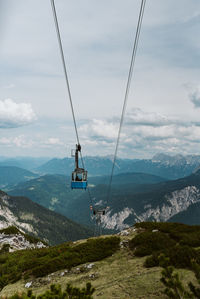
(99, 185), (200, 230)
(0, 192), (35, 233)
(137, 186), (200, 222)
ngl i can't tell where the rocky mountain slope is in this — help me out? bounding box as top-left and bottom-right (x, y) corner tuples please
(168, 201), (200, 225)
(0, 190), (92, 245)
(100, 170), (200, 230)
(54, 169), (200, 231)
(0, 226), (46, 252)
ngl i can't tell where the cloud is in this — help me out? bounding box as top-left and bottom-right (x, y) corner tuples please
(0, 99), (37, 128)
(189, 89), (200, 108)
(44, 138), (64, 146)
(125, 108), (171, 127)
(0, 135), (34, 148)
(78, 108), (200, 158)
(1, 1), (200, 157)
(80, 119), (119, 142)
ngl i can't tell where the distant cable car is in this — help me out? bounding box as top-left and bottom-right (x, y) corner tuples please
(93, 209), (105, 216)
(92, 206), (109, 216)
(71, 144), (87, 190)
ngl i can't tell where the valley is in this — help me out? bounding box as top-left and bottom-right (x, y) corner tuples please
(2, 153), (200, 234)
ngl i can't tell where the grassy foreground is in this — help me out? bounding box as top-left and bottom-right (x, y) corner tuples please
(0, 226), (197, 299)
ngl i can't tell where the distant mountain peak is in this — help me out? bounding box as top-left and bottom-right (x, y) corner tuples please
(151, 152), (200, 168)
(152, 153), (184, 163)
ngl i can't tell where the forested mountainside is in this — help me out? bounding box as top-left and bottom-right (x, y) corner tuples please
(0, 190), (92, 245)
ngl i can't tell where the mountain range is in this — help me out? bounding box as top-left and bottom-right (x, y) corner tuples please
(36, 153), (200, 180)
(2, 152), (200, 235)
(9, 168), (200, 232)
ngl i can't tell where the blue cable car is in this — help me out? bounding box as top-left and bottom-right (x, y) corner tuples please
(71, 144), (88, 190)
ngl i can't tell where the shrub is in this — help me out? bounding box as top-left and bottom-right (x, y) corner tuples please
(145, 253), (160, 268)
(167, 245), (200, 269)
(129, 231), (176, 256)
(131, 222), (200, 271)
(0, 226), (20, 235)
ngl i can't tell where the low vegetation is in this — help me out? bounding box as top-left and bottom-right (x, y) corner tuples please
(128, 222), (200, 298)
(0, 236), (120, 291)
(159, 254), (200, 298)
(5, 282), (95, 299)
(129, 222), (200, 270)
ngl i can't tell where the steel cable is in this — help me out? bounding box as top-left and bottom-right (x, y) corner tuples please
(106, 0), (146, 206)
(50, 0), (94, 206)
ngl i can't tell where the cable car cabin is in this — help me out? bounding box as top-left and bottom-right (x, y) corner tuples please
(71, 144), (88, 190)
(71, 169), (87, 190)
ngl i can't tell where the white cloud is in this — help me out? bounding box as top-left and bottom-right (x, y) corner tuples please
(125, 108), (171, 127)
(80, 119), (119, 141)
(0, 135), (34, 148)
(0, 99), (37, 128)
(1, 1), (200, 157)
(78, 108), (200, 158)
(44, 138), (63, 146)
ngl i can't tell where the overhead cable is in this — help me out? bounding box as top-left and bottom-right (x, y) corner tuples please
(50, 0), (94, 205)
(106, 0), (146, 205)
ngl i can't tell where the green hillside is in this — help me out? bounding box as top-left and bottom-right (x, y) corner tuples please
(1, 222), (199, 299)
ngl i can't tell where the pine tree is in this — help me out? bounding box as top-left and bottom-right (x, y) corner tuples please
(188, 261), (200, 298)
(159, 254), (193, 299)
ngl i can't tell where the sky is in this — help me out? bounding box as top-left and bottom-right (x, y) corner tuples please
(1, 0), (200, 159)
